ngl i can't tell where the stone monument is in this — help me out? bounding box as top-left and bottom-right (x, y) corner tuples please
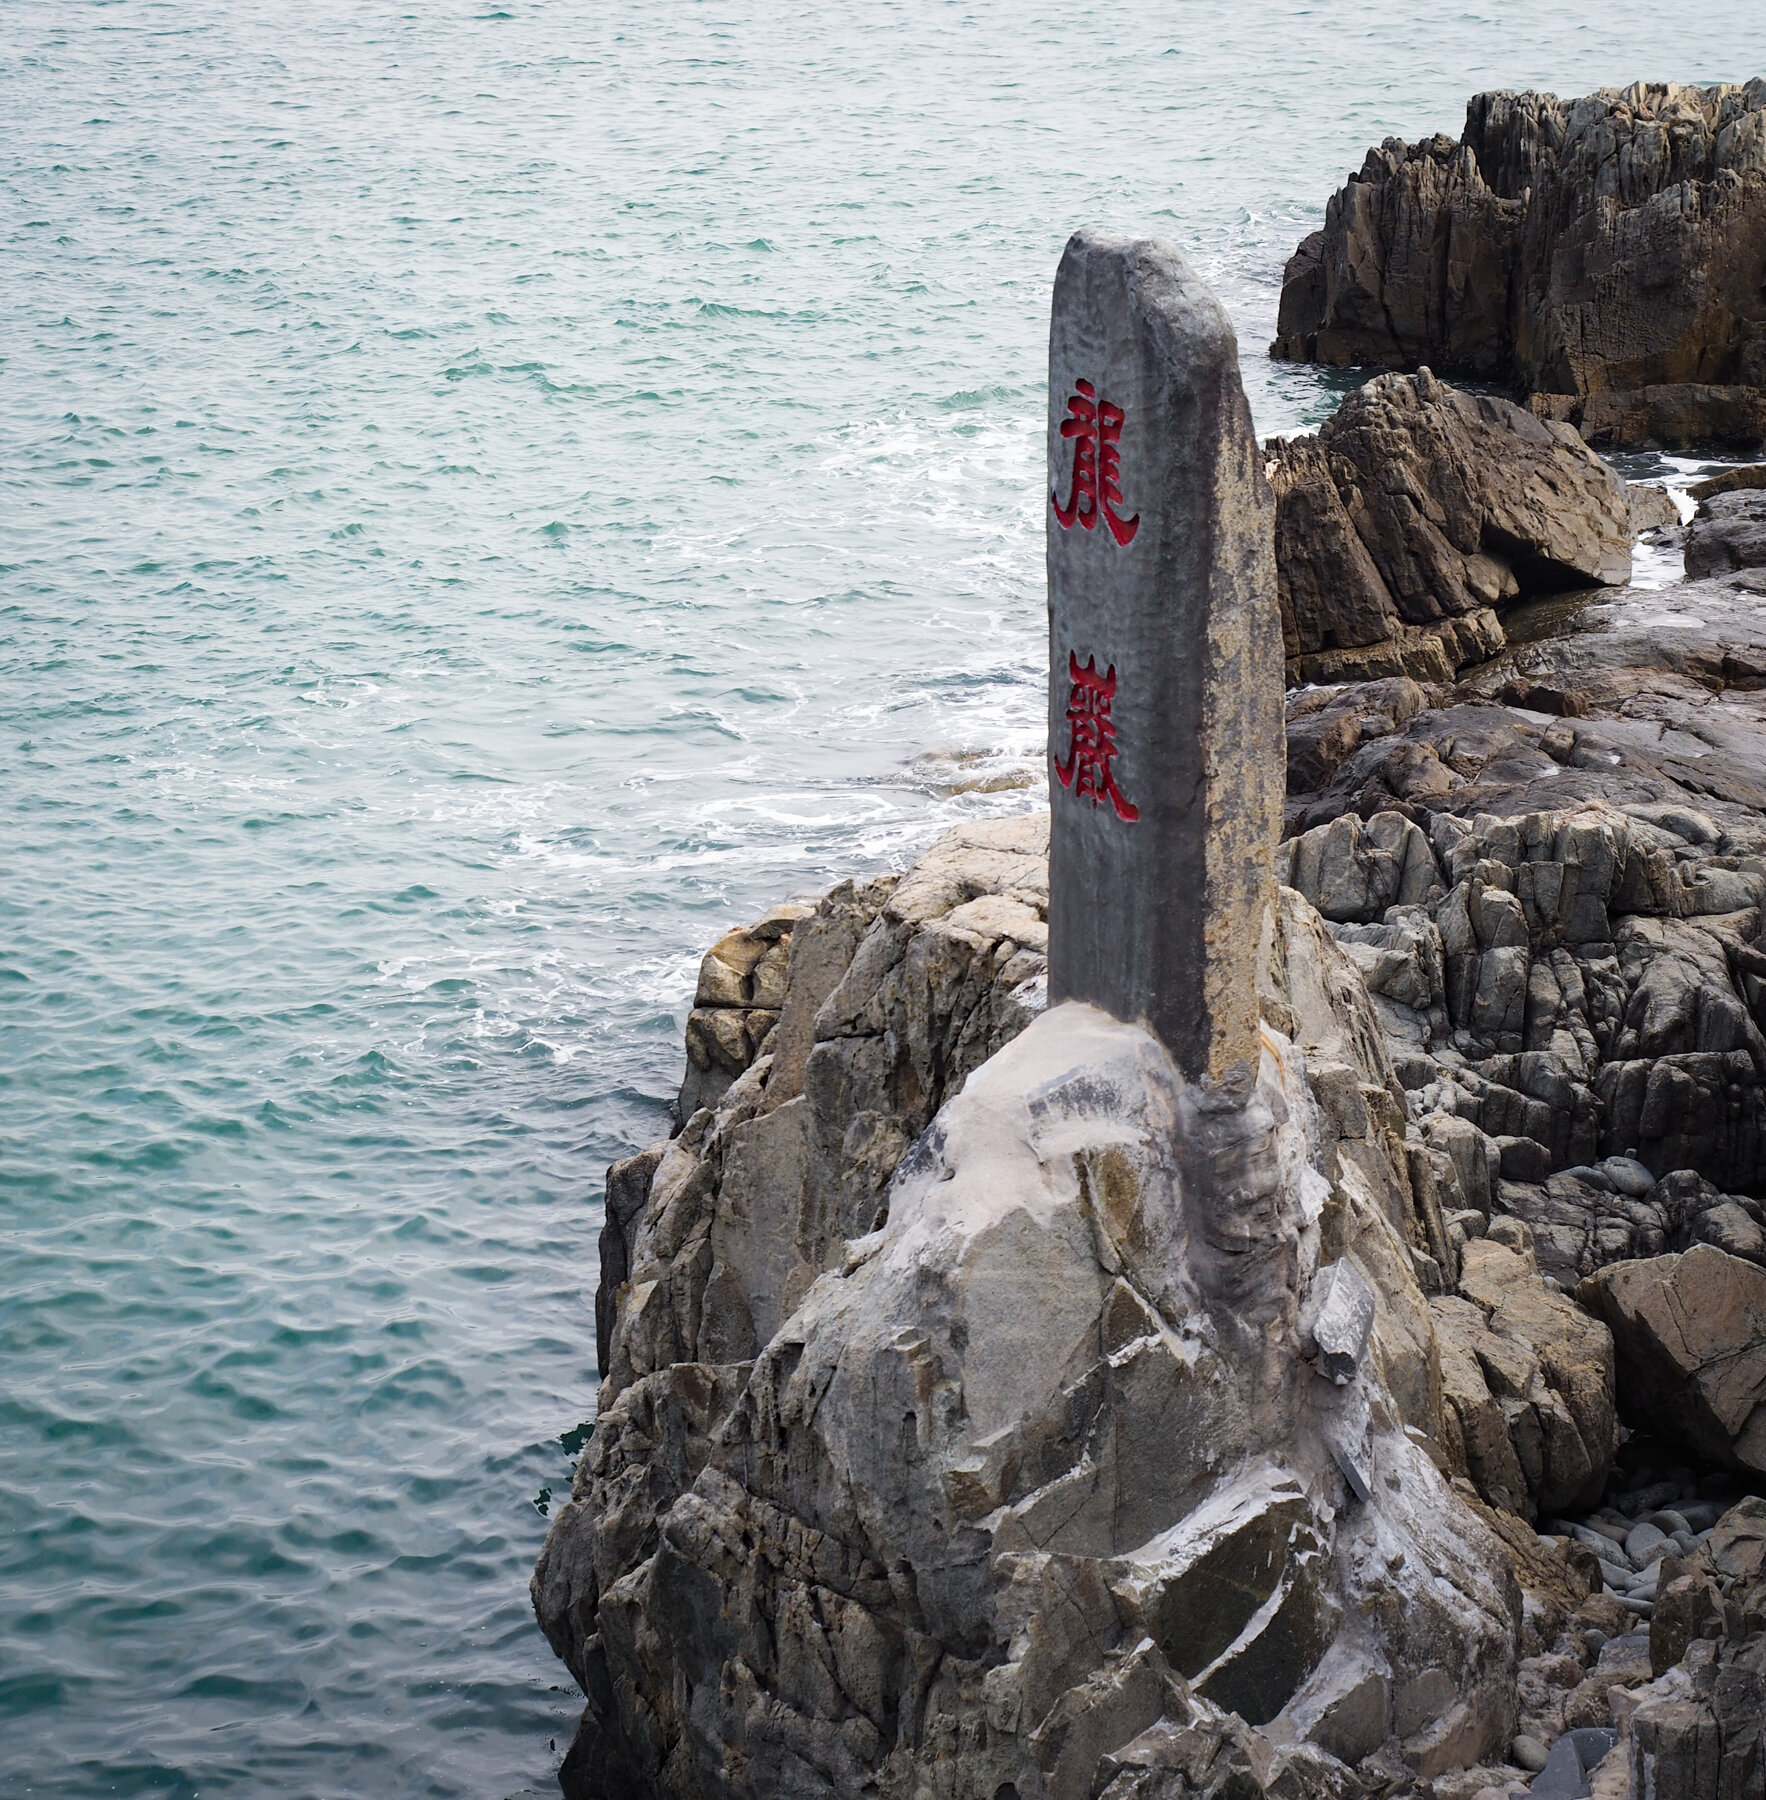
(1046, 228), (1284, 1097)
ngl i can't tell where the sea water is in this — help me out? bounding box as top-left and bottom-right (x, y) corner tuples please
(5, 3), (1765, 1794)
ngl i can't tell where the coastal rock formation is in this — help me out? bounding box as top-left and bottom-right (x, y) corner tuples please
(1271, 82), (1766, 450)
(1686, 489), (1766, 579)
(543, 774), (1766, 1795)
(536, 816), (1629, 1798)
(542, 324), (1766, 1799)
(601, 817), (1050, 1384)
(1270, 370), (1635, 685)
(1613, 1497), (1766, 1798)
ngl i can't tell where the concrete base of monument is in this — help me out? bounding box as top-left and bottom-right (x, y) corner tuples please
(536, 886), (1545, 1798)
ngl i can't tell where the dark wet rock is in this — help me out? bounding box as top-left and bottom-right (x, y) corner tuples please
(1686, 489), (1766, 578)
(1272, 82), (1766, 452)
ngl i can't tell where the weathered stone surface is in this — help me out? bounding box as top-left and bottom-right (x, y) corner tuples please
(1578, 1246), (1766, 1474)
(597, 816), (1051, 1392)
(595, 1145), (665, 1377)
(1304, 1259), (1375, 1384)
(1686, 489), (1766, 579)
(1047, 232), (1281, 1096)
(676, 903), (813, 1119)
(546, 1001), (1520, 1799)
(538, 807), (1569, 1799)
(1270, 370), (1634, 683)
(1272, 82), (1766, 451)
(1432, 1237), (1616, 1521)
(1619, 1501), (1766, 1797)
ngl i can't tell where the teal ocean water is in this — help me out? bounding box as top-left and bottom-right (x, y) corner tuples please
(6, 4), (1766, 1794)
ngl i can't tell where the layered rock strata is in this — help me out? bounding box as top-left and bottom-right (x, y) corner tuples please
(1271, 83), (1766, 450)
(1269, 370), (1639, 685)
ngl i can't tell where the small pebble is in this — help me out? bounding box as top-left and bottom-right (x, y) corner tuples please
(1512, 1733), (1550, 1773)
(1582, 1629), (1609, 1657)
(1645, 1509), (1691, 1536)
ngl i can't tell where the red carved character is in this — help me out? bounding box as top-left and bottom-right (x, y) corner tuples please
(1054, 652), (1138, 822)
(1051, 379), (1139, 546)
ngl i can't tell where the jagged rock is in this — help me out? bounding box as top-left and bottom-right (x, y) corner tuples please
(1285, 677), (1430, 797)
(1578, 1246), (1766, 1474)
(538, 816), (1570, 1798)
(1271, 82), (1766, 451)
(1690, 465), (1766, 504)
(1431, 1237), (1615, 1521)
(599, 817), (1052, 1389)
(1619, 1498), (1766, 1795)
(546, 1005), (1522, 1799)
(596, 1146), (666, 1377)
(1270, 370), (1633, 683)
(547, 793), (1764, 1796)
(677, 903), (813, 1119)
(1686, 489), (1766, 578)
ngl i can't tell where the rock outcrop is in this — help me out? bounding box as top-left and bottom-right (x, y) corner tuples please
(535, 818), (1621, 1798)
(1686, 489), (1766, 579)
(542, 279), (1766, 1798)
(1270, 370), (1635, 685)
(1279, 560), (1766, 1257)
(1608, 1496), (1766, 1798)
(1271, 83), (1766, 451)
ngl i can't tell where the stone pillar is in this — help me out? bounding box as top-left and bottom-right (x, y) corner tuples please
(1046, 229), (1283, 1098)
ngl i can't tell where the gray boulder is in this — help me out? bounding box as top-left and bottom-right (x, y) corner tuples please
(1685, 489), (1766, 579)
(1578, 1245), (1766, 1475)
(1432, 1236), (1616, 1522)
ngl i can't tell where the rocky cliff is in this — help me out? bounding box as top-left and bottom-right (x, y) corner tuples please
(1271, 83), (1766, 451)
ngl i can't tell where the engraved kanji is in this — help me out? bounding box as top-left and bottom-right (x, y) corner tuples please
(1051, 379), (1139, 546)
(1054, 651), (1138, 822)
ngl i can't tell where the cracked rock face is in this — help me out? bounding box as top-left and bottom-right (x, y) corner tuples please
(541, 1003), (1520, 1799)
(1271, 81), (1766, 452)
(1269, 371), (1636, 686)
